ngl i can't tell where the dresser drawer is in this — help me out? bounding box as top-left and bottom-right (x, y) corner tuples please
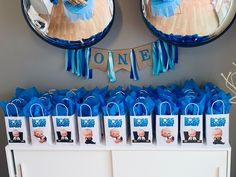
(112, 150), (228, 177)
(13, 150), (112, 177)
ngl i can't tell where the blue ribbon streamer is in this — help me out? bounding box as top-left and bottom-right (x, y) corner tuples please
(168, 44), (175, 69)
(71, 50), (76, 74)
(65, 49), (91, 79)
(85, 48), (92, 79)
(130, 49), (139, 80)
(152, 42), (158, 75)
(107, 51), (116, 82)
(75, 49), (82, 76)
(160, 41), (169, 73)
(65, 49), (73, 71)
(156, 41), (164, 74)
(81, 49), (86, 77)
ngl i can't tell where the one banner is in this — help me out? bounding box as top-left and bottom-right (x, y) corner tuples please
(65, 40), (179, 82)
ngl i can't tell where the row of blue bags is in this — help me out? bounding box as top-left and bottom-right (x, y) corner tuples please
(1, 80), (231, 146)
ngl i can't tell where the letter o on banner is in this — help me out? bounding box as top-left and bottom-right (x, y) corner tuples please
(94, 52), (105, 64)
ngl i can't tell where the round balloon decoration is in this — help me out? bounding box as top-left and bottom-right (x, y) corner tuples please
(21, 0), (115, 49)
(141, 0), (236, 47)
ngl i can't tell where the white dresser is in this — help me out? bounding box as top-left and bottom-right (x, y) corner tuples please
(5, 144), (231, 177)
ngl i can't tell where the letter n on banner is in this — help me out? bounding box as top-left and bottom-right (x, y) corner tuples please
(90, 48), (108, 72)
(113, 49), (131, 72)
(134, 44), (153, 70)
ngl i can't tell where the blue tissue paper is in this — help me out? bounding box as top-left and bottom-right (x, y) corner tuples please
(23, 97), (53, 117)
(205, 82), (231, 114)
(53, 97), (76, 116)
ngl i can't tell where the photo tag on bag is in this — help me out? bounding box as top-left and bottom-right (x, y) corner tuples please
(7, 118), (26, 143)
(105, 116), (126, 145)
(130, 102), (152, 144)
(156, 101), (178, 145)
(5, 103), (29, 144)
(29, 103), (53, 145)
(104, 102), (127, 146)
(182, 116), (202, 143)
(31, 117), (50, 144)
(206, 100), (229, 146)
(53, 103), (76, 144)
(78, 104), (101, 145)
(157, 115), (178, 145)
(54, 117), (75, 143)
(181, 103), (203, 144)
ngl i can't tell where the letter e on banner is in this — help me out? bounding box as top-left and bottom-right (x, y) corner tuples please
(134, 44), (153, 70)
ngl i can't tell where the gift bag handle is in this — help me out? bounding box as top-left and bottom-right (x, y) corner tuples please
(185, 103), (200, 115)
(6, 103), (19, 117)
(30, 103), (45, 117)
(56, 103), (69, 116)
(80, 103), (92, 117)
(140, 90), (148, 94)
(68, 89), (77, 96)
(133, 102), (148, 116)
(42, 93), (53, 98)
(211, 100), (225, 115)
(11, 99), (23, 104)
(187, 95), (196, 99)
(18, 98), (25, 102)
(136, 97), (146, 101)
(184, 89), (195, 94)
(84, 95), (96, 101)
(116, 91), (125, 95)
(62, 98), (69, 102)
(48, 89), (56, 93)
(159, 101), (173, 115)
(70, 88), (77, 92)
(39, 97), (47, 101)
(106, 102), (121, 116)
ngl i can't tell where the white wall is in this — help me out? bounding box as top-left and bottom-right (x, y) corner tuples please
(0, 0), (235, 176)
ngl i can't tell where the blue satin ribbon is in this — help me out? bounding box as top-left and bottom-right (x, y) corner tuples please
(130, 49), (139, 80)
(65, 49), (73, 71)
(160, 41), (169, 73)
(152, 42), (158, 75)
(65, 48), (92, 79)
(81, 49), (86, 77)
(168, 44), (175, 69)
(76, 49), (82, 76)
(107, 51), (116, 82)
(71, 50), (77, 74)
(85, 48), (92, 79)
(156, 41), (164, 74)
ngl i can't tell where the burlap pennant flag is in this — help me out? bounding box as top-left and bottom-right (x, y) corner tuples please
(90, 48), (109, 72)
(113, 49), (131, 72)
(134, 43), (153, 70)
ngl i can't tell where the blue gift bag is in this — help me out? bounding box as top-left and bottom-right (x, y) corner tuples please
(104, 102), (127, 146)
(77, 103), (101, 146)
(130, 102), (153, 145)
(52, 103), (77, 145)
